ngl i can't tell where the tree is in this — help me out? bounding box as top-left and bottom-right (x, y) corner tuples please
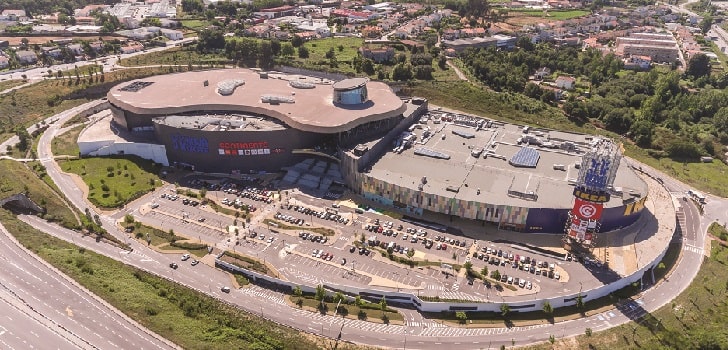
(379, 296), (387, 311)
(291, 35), (304, 47)
(197, 28), (225, 52)
(258, 41), (274, 69)
(361, 58), (375, 75)
(392, 64), (413, 81)
(293, 285), (303, 305)
(686, 53), (711, 80)
(315, 284), (326, 303)
(297, 46), (309, 59)
(699, 16), (713, 35)
(281, 43), (295, 57)
(182, 0), (204, 13)
(354, 295), (363, 308)
(629, 119), (653, 148)
(464, 261), (473, 272)
(455, 311), (468, 324)
(438, 55), (447, 70)
(480, 266), (488, 278)
(491, 269), (501, 281)
(500, 303), (510, 317)
(333, 292), (345, 303)
(124, 214), (135, 224)
(270, 38), (281, 56)
(548, 334), (555, 344)
(542, 301), (553, 315)
(325, 47), (336, 59)
(575, 293), (584, 309)
(585, 327), (592, 337)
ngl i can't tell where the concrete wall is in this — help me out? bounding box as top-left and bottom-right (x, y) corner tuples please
(83, 141), (170, 166)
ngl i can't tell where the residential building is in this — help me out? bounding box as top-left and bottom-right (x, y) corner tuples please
(555, 76), (576, 90)
(160, 28), (183, 40)
(359, 46), (395, 63)
(441, 37), (498, 53)
(16, 50), (38, 65)
(616, 32), (679, 63)
(623, 55), (652, 70)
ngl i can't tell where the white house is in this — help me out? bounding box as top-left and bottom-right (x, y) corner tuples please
(555, 76), (576, 90)
(160, 28), (183, 40)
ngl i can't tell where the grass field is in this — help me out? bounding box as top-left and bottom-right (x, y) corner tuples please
(623, 143), (728, 197)
(523, 240), (728, 349)
(178, 19), (210, 31)
(119, 47), (231, 67)
(0, 79), (26, 91)
(0, 210), (326, 350)
(0, 66), (175, 143)
(59, 156), (162, 208)
(509, 9), (590, 20)
(51, 124), (84, 156)
(0, 160), (77, 228)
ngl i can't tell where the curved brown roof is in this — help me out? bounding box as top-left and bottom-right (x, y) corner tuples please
(332, 77), (368, 90)
(107, 69), (406, 134)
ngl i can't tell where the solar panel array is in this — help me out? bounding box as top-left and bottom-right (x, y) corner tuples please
(120, 81), (154, 92)
(509, 147), (540, 168)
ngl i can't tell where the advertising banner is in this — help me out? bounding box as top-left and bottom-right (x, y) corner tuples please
(572, 198), (603, 220)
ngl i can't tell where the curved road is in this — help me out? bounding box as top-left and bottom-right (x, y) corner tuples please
(15, 98), (720, 348)
(0, 221), (179, 350)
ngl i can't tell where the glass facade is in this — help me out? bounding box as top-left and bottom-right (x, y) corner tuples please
(334, 86), (368, 105)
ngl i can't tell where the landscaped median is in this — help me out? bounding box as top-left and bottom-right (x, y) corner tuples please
(288, 288), (404, 325)
(59, 155), (162, 208)
(263, 218), (336, 236)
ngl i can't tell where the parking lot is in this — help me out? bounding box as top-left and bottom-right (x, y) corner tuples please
(123, 176), (615, 303)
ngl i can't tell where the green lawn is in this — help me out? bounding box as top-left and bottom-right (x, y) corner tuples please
(179, 19), (211, 31)
(0, 210), (325, 350)
(59, 156), (162, 208)
(51, 124), (84, 156)
(523, 241), (728, 349)
(510, 9), (590, 20)
(118, 47), (230, 67)
(0, 160), (77, 228)
(623, 143), (728, 197)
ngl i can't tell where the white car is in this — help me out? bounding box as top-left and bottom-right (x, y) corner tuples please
(526, 281), (532, 290)
(181, 254), (190, 261)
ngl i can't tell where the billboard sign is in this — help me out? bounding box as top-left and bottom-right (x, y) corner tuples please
(568, 217), (588, 240)
(170, 134), (209, 153)
(572, 199), (603, 220)
(218, 141), (272, 156)
(573, 186), (610, 203)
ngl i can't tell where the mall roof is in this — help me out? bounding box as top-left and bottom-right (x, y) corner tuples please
(107, 69), (406, 134)
(366, 119), (647, 209)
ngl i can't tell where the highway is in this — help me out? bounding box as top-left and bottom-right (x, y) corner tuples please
(0, 221), (179, 350)
(19, 97), (727, 348)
